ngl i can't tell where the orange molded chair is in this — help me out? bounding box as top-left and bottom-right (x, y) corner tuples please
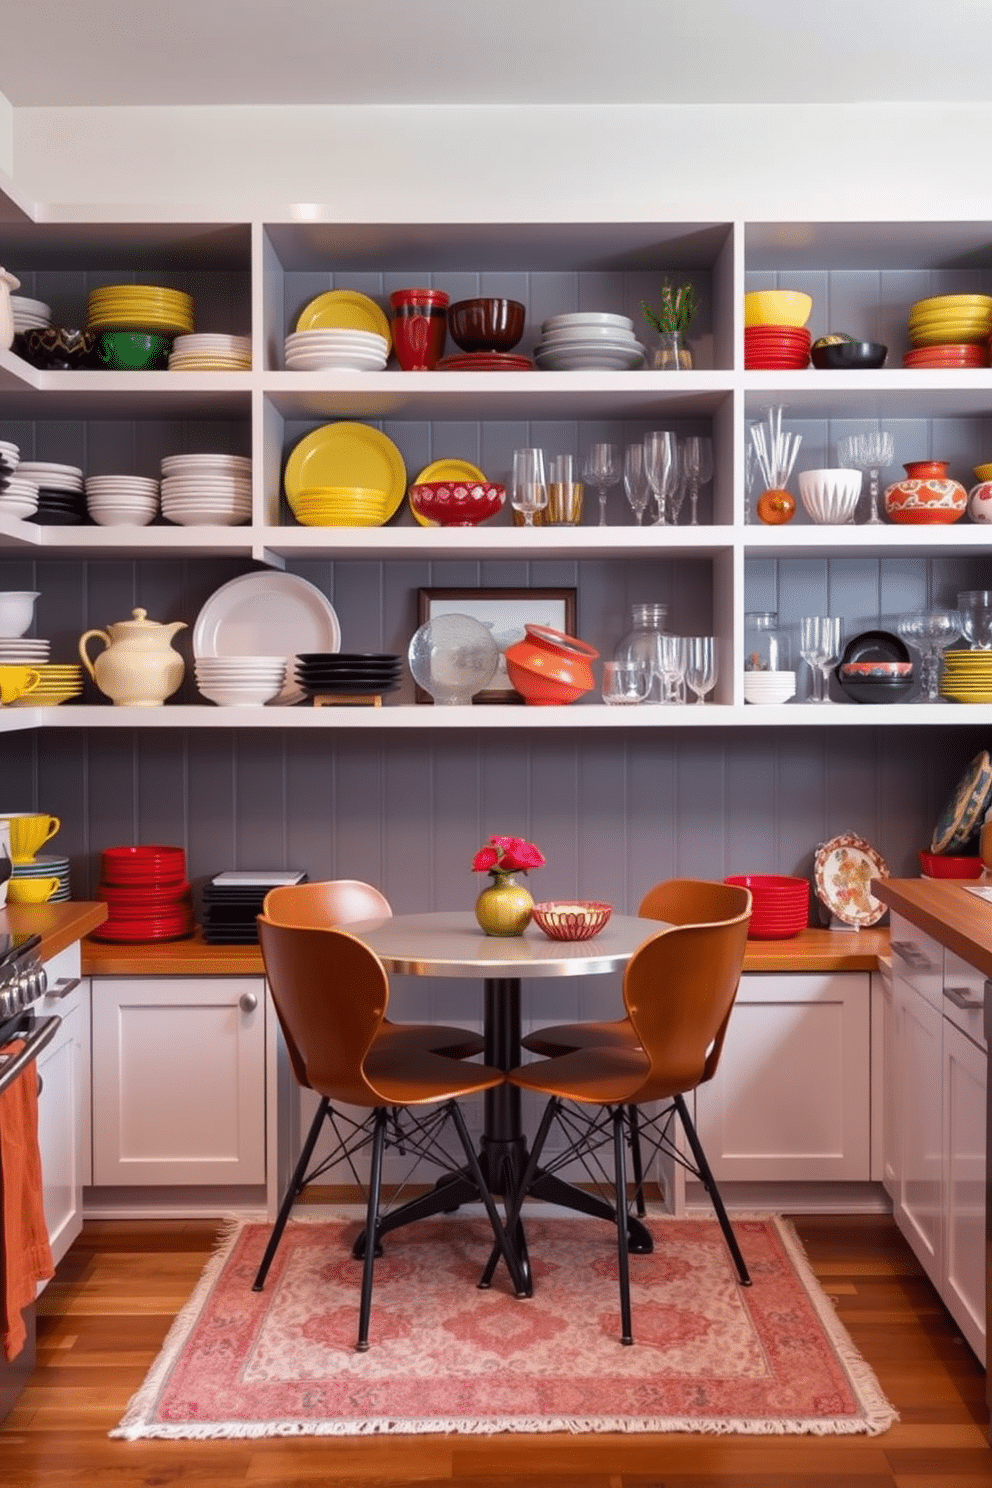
(263, 879), (484, 1060)
(493, 903), (752, 1345)
(254, 917), (526, 1349)
(521, 879), (752, 1215)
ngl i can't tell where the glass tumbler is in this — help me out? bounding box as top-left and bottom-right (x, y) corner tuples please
(547, 454), (584, 525)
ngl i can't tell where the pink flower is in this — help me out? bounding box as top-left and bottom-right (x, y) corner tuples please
(471, 835), (545, 876)
(471, 845), (500, 872)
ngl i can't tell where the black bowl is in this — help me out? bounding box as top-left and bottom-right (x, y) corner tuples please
(839, 628), (911, 667)
(810, 340), (888, 370)
(17, 326), (97, 370)
(835, 673), (916, 705)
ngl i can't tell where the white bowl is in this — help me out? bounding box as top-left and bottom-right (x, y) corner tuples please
(197, 680), (283, 707)
(0, 591), (40, 638)
(798, 468), (862, 524)
(743, 669), (796, 705)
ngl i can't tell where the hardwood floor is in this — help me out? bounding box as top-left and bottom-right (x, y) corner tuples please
(2, 1212), (990, 1486)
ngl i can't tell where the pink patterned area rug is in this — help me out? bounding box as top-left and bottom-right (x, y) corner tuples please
(113, 1213), (897, 1439)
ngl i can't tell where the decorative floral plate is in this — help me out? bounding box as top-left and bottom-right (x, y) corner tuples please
(813, 833), (890, 927)
(931, 750), (992, 854)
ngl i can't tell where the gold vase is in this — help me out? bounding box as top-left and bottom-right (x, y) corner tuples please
(474, 874), (534, 936)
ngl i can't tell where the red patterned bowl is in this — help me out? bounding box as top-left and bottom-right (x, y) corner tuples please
(531, 901), (613, 941)
(918, 850), (983, 879)
(408, 480), (505, 526)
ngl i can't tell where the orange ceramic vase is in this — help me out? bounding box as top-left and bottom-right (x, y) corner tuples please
(504, 624), (599, 705)
(883, 461), (967, 524)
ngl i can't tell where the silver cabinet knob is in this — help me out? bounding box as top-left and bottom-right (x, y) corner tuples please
(239, 991), (258, 1013)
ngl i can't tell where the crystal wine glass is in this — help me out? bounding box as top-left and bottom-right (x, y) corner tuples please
(622, 443), (651, 526)
(898, 608), (963, 702)
(582, 443), (621, 528)
(656, 632), (686, 703)
(799, 616), (843, 703)
(837, 431), (895, 526)
(681, 435), (713, 527)
(510, 447), (548, 527)
(684, 635), (717, 703)
(643, 430), (679, 526)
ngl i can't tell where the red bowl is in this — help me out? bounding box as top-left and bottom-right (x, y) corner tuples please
(918, 850), (984, 879)
(408, 480), (505, 526)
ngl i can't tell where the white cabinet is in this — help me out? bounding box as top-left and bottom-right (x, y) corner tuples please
(943, 1017), (986, 1362)
(90, 977), (266, 1187)
(892, 962), (944, 1288)
(34, 946), (89, 1270)
(693, 971), (871, 1183)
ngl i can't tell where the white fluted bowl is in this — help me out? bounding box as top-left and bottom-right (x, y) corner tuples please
(798, 468), (863, 525)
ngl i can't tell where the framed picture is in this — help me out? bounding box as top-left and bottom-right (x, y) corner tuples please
(416, 587), (577, 703)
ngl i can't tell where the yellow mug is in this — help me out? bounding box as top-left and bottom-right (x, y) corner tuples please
(7, 876), (60, 904)
(8, 813), (60, 863)
(0, 665), (40, 705)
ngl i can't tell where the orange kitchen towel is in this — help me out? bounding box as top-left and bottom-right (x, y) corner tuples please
(0, 1041), (54, 1360)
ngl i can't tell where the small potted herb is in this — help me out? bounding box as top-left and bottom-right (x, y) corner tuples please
(640, 280), (699, 369)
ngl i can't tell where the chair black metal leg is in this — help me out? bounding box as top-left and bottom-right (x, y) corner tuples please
(448, 1101), (528, 1299)
(613, 1105), (634, 1345)
(478, 1096), (559, 1292)
(674, 1093), (751, 1286)
(627, 1104), (647, 1217)
(253, 1095), (331, 1291)
(356, 1108), (387, 1351)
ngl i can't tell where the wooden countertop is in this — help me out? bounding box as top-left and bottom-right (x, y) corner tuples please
(872, 877), (992, 979)
(2, 900), (108, 963)
(79, 923), (891, 977)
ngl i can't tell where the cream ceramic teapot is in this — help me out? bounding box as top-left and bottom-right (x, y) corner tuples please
(79, 607), (187, 706)
(0, 267), (21, 351)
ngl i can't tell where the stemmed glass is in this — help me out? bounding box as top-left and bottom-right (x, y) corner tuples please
(643, 430), (679, 526)
(510, 447), (548, 527)
(622, 443), (652, 526)
(582, 443), (621, 527)
(898, 608), (963, 702)
(799, 616), (844, 703)
(684, 636), (717, 703)
(837, 431), (895, 526)
(657, 633), (686, 702)
(681, 436), (713, 527)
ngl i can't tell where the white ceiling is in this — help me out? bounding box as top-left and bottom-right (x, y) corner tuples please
(1, 0), (991, 108)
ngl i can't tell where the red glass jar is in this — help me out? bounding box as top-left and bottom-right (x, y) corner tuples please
(388, 288), (449, 370)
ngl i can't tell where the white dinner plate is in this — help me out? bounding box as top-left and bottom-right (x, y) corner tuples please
(192, 572), (341, 705)
(534, 342), (647, 371)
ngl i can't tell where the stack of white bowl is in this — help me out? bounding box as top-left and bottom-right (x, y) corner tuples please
(533, 312), (646, 371)
(194, 655), (287, 707)
(11, 296), (52, 334)
(0, 474), (39, 520)
(17, 461), (86, 525)
(159, 453), (252, 526)
(85, 474), (160, 526)
(284, 328), (389, 372)
(0, 439), (19, 481)
(797, 469), (862, 525)
(168, 334), (252, 371)
(0, 590), (41, 640)
(743, 670), (797, 705)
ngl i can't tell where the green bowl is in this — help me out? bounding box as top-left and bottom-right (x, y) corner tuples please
(93, 330), (171, 371)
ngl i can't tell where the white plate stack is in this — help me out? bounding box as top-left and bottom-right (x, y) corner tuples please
(0, 636), (50, 665)
(534, 312), (647, 371)
(16, 461), (86, 524)
(194, 655), (287, 707)
(11, 295), (52, 334)
(85, 474), (160, 526)
(159, 453), (252, 526)
(284, 328), (389, 372)
(0, 474), (38, 520)
(742, 670), (797, 706)
(168, 334), (252, 371)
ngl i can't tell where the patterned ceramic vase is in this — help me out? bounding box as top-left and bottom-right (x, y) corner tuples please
(883, 460), (967, 524)
(474, 874), (534, 936)
(968, 481), (992, 524)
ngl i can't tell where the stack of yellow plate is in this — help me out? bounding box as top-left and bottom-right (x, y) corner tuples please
(9, 663), (84, 707)
(87, 284), (195, 336)
(940, 649), (992, 703)
(907, 293), (992, 347)
(287, 485), (389, 528)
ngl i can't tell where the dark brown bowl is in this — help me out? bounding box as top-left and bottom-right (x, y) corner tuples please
(447, 297), (525, 353)
(16, 326), (97, 370)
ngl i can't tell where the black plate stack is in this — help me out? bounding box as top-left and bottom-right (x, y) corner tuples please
(294, 652), (403, 702)
(835, 629), (915, 704)
(200, 869), (307, 944)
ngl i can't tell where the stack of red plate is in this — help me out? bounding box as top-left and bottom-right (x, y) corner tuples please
(437, 351), (532, 371)
(724, 873), (810, 939)
(902, 343), (990, 369)
(92, 844), (194, 943)
(744, 326), (811, 370)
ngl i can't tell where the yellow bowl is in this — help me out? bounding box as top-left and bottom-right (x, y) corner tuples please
(744, 290), (813, 329)
(974, 463), (992, 482)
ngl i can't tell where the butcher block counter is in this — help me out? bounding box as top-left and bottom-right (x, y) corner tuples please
(872, 877), (992, 978)
(78, 922), (890, 976)
(2, 900), (107, 962)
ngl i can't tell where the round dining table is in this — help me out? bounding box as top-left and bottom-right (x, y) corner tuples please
(348, 909), (660, 1270)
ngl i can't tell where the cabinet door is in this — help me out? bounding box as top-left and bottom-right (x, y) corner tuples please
(876, 963), (898, 1195)
(694, 972), (871, 1182)
(91, 977), (265, 1186)
(35, 980), (88, 1269)
(943, 1018), (986, 1364)
(893, 976), (943, 1288)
